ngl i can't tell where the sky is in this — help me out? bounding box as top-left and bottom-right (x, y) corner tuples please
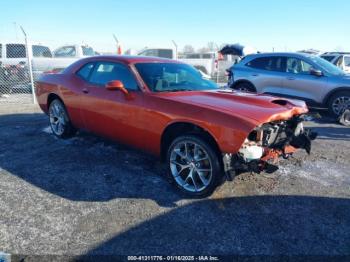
(0, 0), (349, 53)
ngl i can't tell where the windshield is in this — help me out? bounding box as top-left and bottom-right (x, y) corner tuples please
(309, 55), (345, 76)
(320, 55), (336, 62)
(134, 63), (218, 92)
(82, 46), (95, 56)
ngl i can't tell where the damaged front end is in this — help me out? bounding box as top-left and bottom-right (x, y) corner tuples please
(223, 115), (317, 179)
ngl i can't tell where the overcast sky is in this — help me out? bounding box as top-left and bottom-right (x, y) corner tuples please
(0, 0), (348, 53)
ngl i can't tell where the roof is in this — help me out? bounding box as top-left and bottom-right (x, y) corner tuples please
(246, 52), (316, 58)
(82, 55), (180, 64)
(322, 52), (350, 55)
(64, 55), (182, 73)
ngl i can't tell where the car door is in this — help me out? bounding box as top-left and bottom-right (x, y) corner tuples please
(282, 56), (327, 104)
(244, 56), (285, 93)
(79, 61), (146, 149)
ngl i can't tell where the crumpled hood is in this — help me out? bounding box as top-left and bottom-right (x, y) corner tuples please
(156, 89), (308, 124)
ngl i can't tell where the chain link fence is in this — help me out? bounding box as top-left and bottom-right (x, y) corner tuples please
(0, 30), (232, 106)
(0, 40), (35, 104)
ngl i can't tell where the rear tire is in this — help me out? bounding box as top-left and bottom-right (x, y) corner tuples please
(48, 99), (76, 138)
(327, 91), (350, 117)
(166, 135), (223, 198)
(233, 82), (256, 92)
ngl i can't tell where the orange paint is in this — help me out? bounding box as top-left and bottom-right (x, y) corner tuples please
(36, 56), (309, 157)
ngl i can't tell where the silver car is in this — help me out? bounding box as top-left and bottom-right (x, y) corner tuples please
(228, 52), (350, 116)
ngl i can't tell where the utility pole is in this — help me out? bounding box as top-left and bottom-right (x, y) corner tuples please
(113, 34), (119, 54)
(20, 26), (36, 104)
(172, 40), (178, 60)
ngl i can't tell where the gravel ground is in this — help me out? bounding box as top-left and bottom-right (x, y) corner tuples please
(0, 104), (349, 260)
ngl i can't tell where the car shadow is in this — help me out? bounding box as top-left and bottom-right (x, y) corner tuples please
(75, 195), (350, 257)
(0, 113), (180, 207)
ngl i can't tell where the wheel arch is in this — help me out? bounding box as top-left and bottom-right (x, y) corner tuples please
(323, 87), (350, 106)
(231, 79), (256, 91)
(47, 93), (64, 111)
(160, 121), (221, 163)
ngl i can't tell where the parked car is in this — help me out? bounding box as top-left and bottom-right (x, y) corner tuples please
(0, 41), (52, 82)
(137, 47), (235, 79)
(38, 44), (97, 74)
(320, 52), (350, 74)
(53, 44), (96, 58)
(227, 52), (350, 116)
(35, 56), (316, 197)
(0, 42), (96, 82)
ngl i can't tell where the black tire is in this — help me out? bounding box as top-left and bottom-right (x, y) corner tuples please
(166, 135), (223, 198)
(233, 82), (256, 92)
(48, 99), (76, 138)
(327, 91), (350, 117)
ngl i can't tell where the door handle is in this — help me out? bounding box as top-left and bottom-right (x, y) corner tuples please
(252, 74), (259, 76)
(82, 88), (89, 94)
(287, 77), (295, 80)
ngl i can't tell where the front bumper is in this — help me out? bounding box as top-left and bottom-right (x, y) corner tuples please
(223, 123), (317, 179)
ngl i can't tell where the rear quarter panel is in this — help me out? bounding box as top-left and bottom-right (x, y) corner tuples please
(35, 73), (85, 128)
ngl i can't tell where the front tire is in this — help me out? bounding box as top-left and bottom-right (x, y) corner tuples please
(328, 91), (350, 117)
(166, 135), (222, 197)
(233, 82), (256, 92)
(48, 99), (76, 138)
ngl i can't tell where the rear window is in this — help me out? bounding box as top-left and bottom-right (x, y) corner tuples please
(0, 44), (2, 58)
(6, 44), (26, 58)
(76, 63), (95, 80)
(32, 45), (52, 57)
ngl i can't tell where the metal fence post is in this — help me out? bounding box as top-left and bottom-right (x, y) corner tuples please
(20, 26), (36, 104)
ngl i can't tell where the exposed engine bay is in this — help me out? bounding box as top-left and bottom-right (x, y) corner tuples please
(223, 115), (317, 179)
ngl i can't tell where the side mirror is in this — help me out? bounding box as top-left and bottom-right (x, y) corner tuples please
(106, 80), (128, 93)
(106, 80), (134, 100)
(310, 68), (323, 77)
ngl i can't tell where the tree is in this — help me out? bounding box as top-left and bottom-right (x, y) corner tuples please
(207, 42), (217, 52)
(197, 47), (210, 54)
(182, 45), (195, 54)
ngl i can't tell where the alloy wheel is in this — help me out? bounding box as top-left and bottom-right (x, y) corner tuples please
(170, 141), (213, 193)
(49, 101), (67, 136)
(332, 96), (350, 116)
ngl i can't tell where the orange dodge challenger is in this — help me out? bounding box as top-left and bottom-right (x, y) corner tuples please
(35, 56), (316, 197)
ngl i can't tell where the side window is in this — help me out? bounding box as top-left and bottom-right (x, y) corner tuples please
(89, 62), (138, 90)
(32, 45), (52, 57)
(344, 56), (350, 67)
(286, 57), (312, 74)
(0, 44), (2, 58)
(246, 57), (269, 69)
(76, 63), (95, 80)
(6, 44), (26, 58)
(246, 57), (284, 72)
(54, 46), (76, 57)
(158, 49), (173, 59)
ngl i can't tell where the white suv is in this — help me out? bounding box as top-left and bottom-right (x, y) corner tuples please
(320, 52), (350, 74)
